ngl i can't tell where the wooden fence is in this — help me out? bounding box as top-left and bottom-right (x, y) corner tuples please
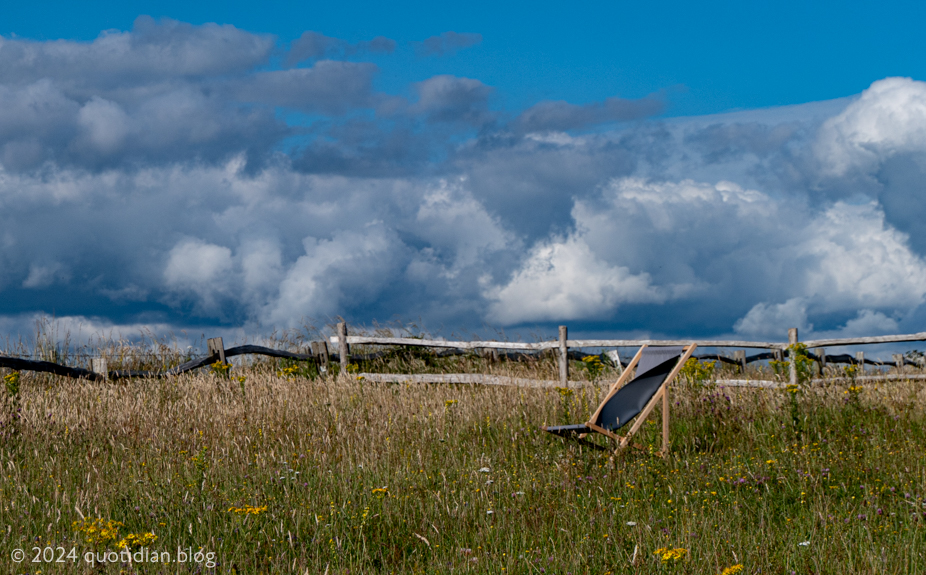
(2, 324), (926, 387)
(329, 324), (926, 388)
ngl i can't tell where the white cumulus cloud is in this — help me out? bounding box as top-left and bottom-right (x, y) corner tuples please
(484, 234), (663, 324)
(816, 77), (926, 177)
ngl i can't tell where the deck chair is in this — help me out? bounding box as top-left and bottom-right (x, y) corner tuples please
(543, 344), (696, 456)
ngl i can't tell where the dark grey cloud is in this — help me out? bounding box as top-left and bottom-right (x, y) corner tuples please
(288, 75), (495, 177)
(0, 21), (385, 171)
(291, 120), (433, 177)
(411, 75), (494, 125)
(415, 31), (482, 56)
(0, 79), (285, 171)
(457, 132), (640, 239)
(514, 95), (664, 133)
(0, 16), (274, 91)
(0, 17), (284, 171)
(286, 31), (396, 66)
(683, 122), (803, 164)
(235, 61), (380, 114)
(876, 153), (926, 254)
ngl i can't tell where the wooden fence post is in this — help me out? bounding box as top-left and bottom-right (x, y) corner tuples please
(312, 341), (330, 374)
(90, 358), (108, 380)
(338, 322), (349, 374)
(480, 348), (499, 363)
(855, 351), (865, 372)
(813, 348), (826, 376)
(207, 337), (226, 365)
(788, 328), (798, 387)
(558, 326), (568, 387)
(893, 353), (904, 371)
(733, 350), (746, 372)
(606, 350), (623, 375)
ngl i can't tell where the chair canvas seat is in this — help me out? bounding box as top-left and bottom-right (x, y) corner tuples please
(633, 346), (684, 378)
(593, 355), (680, 431)
(542, 344), (696, 456)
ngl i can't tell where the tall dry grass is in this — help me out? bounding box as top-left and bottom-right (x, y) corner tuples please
(0, 361), (924, 573)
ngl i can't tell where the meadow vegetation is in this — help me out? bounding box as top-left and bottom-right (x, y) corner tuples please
(0, 329), (924, 573)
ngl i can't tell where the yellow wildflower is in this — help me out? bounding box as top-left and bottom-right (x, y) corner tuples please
(115, 532), (157, 549)
(277, 365), (299, 378)
(72, 518), (123, 545)
(228, 505), (268, 515)
(653, 547), (687, 562)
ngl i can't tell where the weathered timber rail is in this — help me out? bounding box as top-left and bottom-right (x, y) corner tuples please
(331, 332), (926, 351)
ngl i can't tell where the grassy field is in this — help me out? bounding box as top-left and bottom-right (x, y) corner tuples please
(0, 354), (925, 574)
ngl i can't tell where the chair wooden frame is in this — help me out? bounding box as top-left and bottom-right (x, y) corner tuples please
(546, 343), (697, 457)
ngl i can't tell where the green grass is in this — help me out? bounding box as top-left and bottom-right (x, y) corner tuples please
(0, 364), (924, 574)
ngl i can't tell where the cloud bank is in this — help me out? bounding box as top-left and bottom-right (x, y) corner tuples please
(2, 17), (926, 345)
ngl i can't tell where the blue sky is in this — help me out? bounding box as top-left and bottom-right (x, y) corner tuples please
(2, 1), (926, 346)
(4, 0), (925, 116)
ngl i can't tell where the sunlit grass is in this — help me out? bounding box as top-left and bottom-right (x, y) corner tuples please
(0, 359), (923, 574)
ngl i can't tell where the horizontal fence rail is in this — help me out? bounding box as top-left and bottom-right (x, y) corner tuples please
(329, 336), (559, 351)
(567, 339), (783, 349)
(331, 332), (926, 351)
(355, 373), (596, 388)
(0, 356), (103, 381)
(801, 332), (926, 348)
(329, 336), (784, 350)
(0, 342), (318, 382)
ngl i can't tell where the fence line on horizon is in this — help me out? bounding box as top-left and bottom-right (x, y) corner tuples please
(329, 323), (926, 388)
(2, 323), (926, 387)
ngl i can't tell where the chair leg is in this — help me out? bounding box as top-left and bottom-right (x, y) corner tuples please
(661, 384), (670, 458)
(619, 344), (696, 454)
